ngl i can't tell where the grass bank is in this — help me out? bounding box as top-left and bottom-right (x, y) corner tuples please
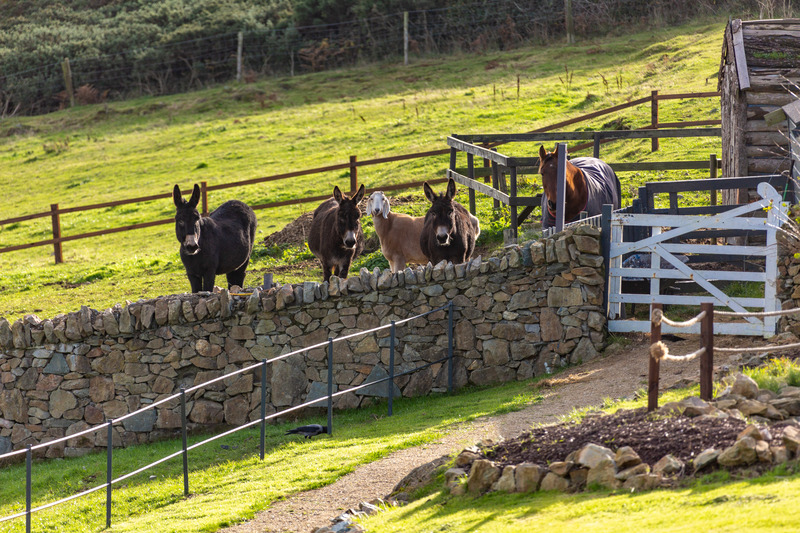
(0, 17), (725, 321)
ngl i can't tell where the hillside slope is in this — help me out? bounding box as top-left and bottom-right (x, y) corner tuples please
(0, 17), (725, 321)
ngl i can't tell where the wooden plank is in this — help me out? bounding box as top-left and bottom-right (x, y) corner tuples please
(746, 145), (789, 158)
(446, 137), (510, 166)
(746, 131), (791, 145)
(613, 213), (773, 230)
(453, 128), (720, 145)
(748, 158), (791, 174)
(643, 174), (786, 193)
(609, 293), (764, 307)
(745, 119), (788, 133)
(746, 92), (796, 106)
(447, 170), (510, 204)
(609, 320), (766, 336)
(611, 268), (766, 282)
(731, 19), (751, 90)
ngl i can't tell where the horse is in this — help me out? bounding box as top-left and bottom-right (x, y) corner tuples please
(308, 184), (366, 282)
(172, 184), (257, 293)
(419, 179), (481, 265)
(538, 144), (621, 229)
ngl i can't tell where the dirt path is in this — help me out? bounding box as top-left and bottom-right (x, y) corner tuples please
(219, 333), (745, 533)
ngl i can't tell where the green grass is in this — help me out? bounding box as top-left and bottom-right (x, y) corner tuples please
(0, 16), (727, 322)
(361, 469), (800, 533)
(744, 357), (800, 392)
(360, 378), (800, 533)
(0, 380), (543, 533)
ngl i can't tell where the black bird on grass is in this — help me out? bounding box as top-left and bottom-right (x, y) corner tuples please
(285, 424), (328, 439)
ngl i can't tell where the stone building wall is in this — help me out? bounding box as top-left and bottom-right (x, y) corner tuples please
(0, 226), (606, 458)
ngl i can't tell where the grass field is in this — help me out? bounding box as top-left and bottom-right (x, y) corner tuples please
(0, 17), (726, 322)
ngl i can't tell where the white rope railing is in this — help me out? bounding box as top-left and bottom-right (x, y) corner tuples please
(650, 341), (705, 362)
(651, 308), (706, 328)
(714, 307), (800, 317)
(714, 341), (800, 353)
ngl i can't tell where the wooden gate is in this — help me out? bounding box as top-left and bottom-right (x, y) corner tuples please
(607, 183), (788, 337)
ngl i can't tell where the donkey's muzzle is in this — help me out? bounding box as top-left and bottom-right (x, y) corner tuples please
(183, 234), (200, 255)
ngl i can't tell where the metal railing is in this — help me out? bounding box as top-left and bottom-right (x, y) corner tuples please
(0, 301), (455, 532)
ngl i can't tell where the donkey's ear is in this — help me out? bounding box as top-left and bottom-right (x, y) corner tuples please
(173, 185), (184, 207)
(446, 179), (456, 199)
(187, 184), (201, 209)
(423, 182), (436, 203)
(539, 145), (547, 160)
(352, 184), (365, 205)
(333, 186), (343, 203)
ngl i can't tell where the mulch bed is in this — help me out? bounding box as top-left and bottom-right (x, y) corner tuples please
(483, 408), (748, 468)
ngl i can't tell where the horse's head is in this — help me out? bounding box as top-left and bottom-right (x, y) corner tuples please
(333, 184), (365, 249)
(366, 191), (390, 219)
(173, 184), (202, 255)
(423, 179), (458, 246)
(538, 144), (561, 213)
(538, 144), (586, 221)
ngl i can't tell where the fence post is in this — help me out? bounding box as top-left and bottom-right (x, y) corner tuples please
(648, 303), (663, 412)
(236, 32), (243, 82)
(564, 0), (574, 44)
(467, 153), (476, 216)
(701, 303), (714, 401)
(349, 156), (358, 195)
(651, 90), (659, 152)
(403, 12), (409, 66)
(388, 321), (395, 416)
(327, 338), (333, 436)
(509, 166), (518, 240)
(448, 301), (454, 393)
(180, 386), (189, 497)
(593, 132), (600, 158)
(200, 181), (209, 217)
(709, 154), (718, 206)
(50, 203), (63, 264)
(26, 444), (31, 533)
(555, 143), (568, 233)
(601, 204), (612, 316)
(260, 360), (267, 460)
(106, 419), (113, 528)
(61, 58), (75, 108)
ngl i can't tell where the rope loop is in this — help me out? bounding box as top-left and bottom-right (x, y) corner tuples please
(653, 310), (706, 329)
(650, 341), (705, 362)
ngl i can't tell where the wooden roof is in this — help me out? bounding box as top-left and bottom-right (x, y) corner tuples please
(720, 18), (800, 92)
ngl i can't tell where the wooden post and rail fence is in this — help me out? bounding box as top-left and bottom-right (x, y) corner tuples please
(0, 91), (720, 264)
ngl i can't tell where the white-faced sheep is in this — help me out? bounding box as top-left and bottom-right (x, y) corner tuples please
(366, 191), (428, 272)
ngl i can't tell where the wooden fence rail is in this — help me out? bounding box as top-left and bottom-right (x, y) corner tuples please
(0, 91), (721, 264)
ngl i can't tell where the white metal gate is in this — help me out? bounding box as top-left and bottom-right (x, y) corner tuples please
(608, 183), (788, 337)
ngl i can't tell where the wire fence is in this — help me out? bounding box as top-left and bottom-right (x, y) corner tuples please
(0, 301), (456, 533)
(0, 0), (739, 116)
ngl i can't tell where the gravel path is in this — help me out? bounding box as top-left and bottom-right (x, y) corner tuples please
(219, 333), (744, 533)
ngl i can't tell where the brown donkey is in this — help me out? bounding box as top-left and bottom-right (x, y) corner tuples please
(308, 184), (366, 282)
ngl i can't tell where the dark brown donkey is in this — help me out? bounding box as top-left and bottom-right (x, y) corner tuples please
(308, 184), (366, 282)
(420, 179), (480, 265)
(538, 144), (621, 229)
(173, 184), (257, 292)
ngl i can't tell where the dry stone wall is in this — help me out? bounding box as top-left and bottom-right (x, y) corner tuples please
(0, 225), (606, 458)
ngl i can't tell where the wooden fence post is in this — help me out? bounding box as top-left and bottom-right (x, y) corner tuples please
(200, 181), (209, 217)
(403, 12), (409, 66)
(700, 303), (714, 401)
(648, 303), (662, 412)
(349, 155), (358, 195)
(50, 204), (63, 264)
(651, 90), (659, 152)
(564, 0), (575, 44)
(61, 58), (75, 108)
(236, 32), (243, 82)
(709, 154), (718, 206)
